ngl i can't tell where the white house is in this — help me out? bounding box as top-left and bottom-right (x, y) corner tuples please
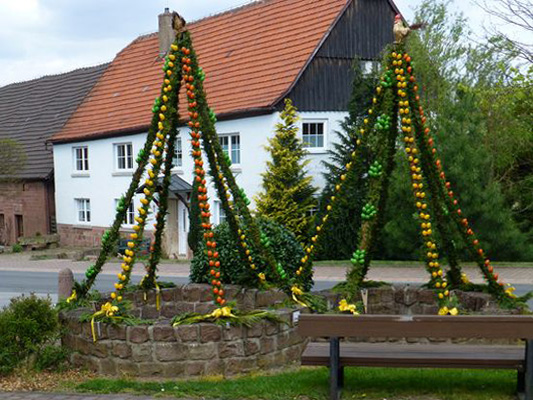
(50, 0), (399, 257)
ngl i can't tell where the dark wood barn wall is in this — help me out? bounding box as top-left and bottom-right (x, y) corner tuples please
(283, 0), (395, 112)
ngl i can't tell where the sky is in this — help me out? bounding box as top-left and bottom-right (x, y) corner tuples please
(0, 0), (524, 87)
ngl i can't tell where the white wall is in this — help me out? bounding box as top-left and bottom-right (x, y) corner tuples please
(53, 111), (348, 228)
(54, 133), (151, 230)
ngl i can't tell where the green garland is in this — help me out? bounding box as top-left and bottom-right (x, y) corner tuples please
(347, 62), (399, 290)
(72, 35), (185, 300)
(141, 127), (180, 291)
(401, 48), (519, 305)
(178, 33), (254, 277)
(339, 43), (523, 311)
(300, 117), (372, 281)
(172, 308), (284, 328)
(181, 32), (286, 290)
(409, 96), (463, 287)
(105, 33), (186, 306)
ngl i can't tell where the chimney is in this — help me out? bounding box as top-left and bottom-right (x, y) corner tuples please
(158, 8), (173, 56)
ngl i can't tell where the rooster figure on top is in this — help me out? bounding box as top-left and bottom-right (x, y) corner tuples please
(393, 14), (425, 42)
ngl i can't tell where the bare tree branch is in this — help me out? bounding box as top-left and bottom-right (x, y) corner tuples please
(475, 0), (533, 62)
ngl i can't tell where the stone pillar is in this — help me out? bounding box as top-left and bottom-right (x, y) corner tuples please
(58, 268), (74, 300)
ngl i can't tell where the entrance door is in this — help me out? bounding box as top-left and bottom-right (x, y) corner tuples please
(15, 215), (23, 238)
(178, 201), (188, 256)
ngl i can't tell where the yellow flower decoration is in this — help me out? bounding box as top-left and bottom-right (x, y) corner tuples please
(91, 302), (120, 342)
(291, 286), (303, 296)
(338, 299), (359, 315)
(258, 273), (266, 281)
(505, 285), (517, 298)
(100, 302), (119, 317)
(461, 273), (470, 284)
(210, 306), (235, 319)
(438, 307), (459, 316)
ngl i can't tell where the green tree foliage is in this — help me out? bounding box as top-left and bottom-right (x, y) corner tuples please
(190, 218), (310, 290)
(315, 60), (374, 260)
(477, 65), (533, 240)
(0, 295), (60, 375)
(377, 0), (533, 261)
(255, 99), (317, 243)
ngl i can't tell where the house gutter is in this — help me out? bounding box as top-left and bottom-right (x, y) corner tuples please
(49, 106), (274, 145)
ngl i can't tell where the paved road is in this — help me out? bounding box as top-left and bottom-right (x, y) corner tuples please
(0, 253), (532, 308)
(1, 269), (532, 309)
(0, 270), (190, 307)
(0, 270), (338, 307)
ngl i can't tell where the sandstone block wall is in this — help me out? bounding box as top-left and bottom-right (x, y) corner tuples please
(60, 285), (305, 378)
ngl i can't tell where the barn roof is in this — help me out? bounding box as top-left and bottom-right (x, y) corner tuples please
(51, 0), (354, 144)
(0, 64), (109, 179)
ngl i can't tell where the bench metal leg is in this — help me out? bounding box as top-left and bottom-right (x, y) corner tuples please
(339, 366), (345, 389)
(518, 370), (525, 394)
(525, 340), (533, 400)
(330, 337), (342, 400)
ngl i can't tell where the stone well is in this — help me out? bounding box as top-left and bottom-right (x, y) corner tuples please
(59, 284), (306, 378)
(320, 283), (518, 315)
(319, 284), (523, 345)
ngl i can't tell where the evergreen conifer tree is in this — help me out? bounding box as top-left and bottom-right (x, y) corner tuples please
(255, 99), (317, 243)
(314, 60), (375, 260)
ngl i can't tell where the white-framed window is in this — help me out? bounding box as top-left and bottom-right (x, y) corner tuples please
(114, 143), (134, 171)
(173, 136), (183, 167)
(73, 146), (89, 171)
(219, 133), (240, 165)
(115, 199), (135, 226)
(76, 198), (91, 223)
(361, 60), (380, 75)
(215, 200), (226, 225)
(302, 120), (327, 150)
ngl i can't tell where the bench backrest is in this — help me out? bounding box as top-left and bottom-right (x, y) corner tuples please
(298, 314), (533, 339)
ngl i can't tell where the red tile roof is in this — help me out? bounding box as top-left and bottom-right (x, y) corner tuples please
(52, 0), (350, 143)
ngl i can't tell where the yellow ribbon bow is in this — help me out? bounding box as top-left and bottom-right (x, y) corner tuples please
(291, 285), (308, 307)
(210, 306), (236, 319)
(338, 299), (359, 315)
(66, 290), (77, 304)
(91, 302), (119, 342)
(155, 281), (161, 311)
(140, 277), (161, 310)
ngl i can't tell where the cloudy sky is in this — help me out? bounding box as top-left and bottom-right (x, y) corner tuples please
(0, 0), (520, 87)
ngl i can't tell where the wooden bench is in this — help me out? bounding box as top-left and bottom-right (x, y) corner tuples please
(298, 314), (533, 400)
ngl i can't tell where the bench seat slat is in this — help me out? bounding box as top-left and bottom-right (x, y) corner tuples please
(298, 315), (533, 339)
(302, 343), (525, 370)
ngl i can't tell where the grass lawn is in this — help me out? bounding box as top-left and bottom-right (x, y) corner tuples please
(71, 366), (517, 400)
(314, 259), (533, 268)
